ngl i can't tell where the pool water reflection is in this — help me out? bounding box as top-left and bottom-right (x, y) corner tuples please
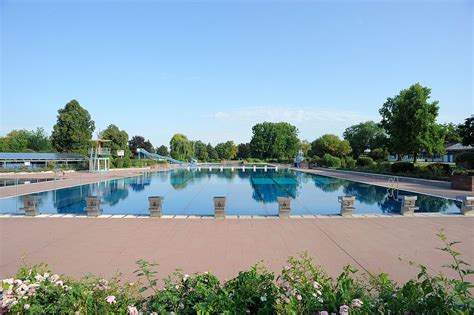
(0, 169), (461, 215)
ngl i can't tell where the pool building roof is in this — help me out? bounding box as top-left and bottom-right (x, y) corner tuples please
(0, 152), (85, 162)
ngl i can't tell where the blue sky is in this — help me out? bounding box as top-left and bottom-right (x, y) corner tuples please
(1, 0), (472, 147)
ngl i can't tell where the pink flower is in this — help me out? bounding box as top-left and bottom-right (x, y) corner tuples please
(127, 305), (139, 315)
(351, 298), (363, 308)
(24, 304), (30, 310)
(296, 294), (302, 301)
(313, 281), (321, 289)
(339, 305), (350, 315)
(319, 312), (329, 315)
(106, 295), (116, 304)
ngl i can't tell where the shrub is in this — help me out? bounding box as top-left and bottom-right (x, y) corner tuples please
(426, 163), (451, 174)
(114, 158), (124, 168)
(344, 156), (356, 168)
(369, 148), (388, 162)
(321, 154), (341, 168)
(455, 152), (474, 169)
(310, 155), (321, 165)
(391, 161), (415, 173)
(357, 156), (375, 167)
(123, 156), (131, 168)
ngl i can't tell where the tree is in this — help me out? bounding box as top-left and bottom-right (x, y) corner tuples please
(343, 121), (387, 157)
(249, 122), (300, 161)
(51, 100), (95, 154)
(194, 141), (209, 162)
(128, 135), (154, 155)
(170, 134), (194, 162)
(379, 83), (444, 162)
(215, 141), (237, 160)
(156, 145), (169, 156)
(309, 134), (352, 158)
(0, 128), (52, 152)
(26, 128), (52, 152)
(206, 143), (219, 161)
(440, 123), (462, 145)
(102, 124), (129, 157)
(236, 143), (251, 159)
(2, 130), (29, 152)
(458, 116), (473, 146)
(300, 140), (311, 158)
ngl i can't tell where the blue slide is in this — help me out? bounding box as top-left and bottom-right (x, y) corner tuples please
(137, 148), (195, 165)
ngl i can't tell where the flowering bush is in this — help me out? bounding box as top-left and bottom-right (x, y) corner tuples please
(1, 230), (472, 314)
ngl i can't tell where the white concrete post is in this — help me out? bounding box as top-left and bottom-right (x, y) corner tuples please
(400, 196), (418, 216)
(148, 196), (164, 217)
(20, 196), (39, 216)
(339, 196), (355, 217)
(277, 197), (291, 218)
(459, 196), (474, 216)
(214, 197), (226, 218)
(85, 196), (101, 217)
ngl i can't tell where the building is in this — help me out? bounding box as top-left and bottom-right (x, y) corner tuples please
(0, 152), (86, 170)
(388, 143), (473, 163)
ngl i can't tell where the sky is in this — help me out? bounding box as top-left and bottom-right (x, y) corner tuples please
(1, 0), (472, 147)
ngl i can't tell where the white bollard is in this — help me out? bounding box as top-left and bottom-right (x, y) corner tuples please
(400, 196), (418, 216)
(264, 165), (267, 172)
(220, 166), (223, 172)
(338, 196), (355, 217)
(275, 166), (278, 172)
(198, 167), (201, 171)
(242, 166), (246, 172)
(231, 166), (234, 171)
(459, 196), (474, 216)
(253, 165), (256, 172)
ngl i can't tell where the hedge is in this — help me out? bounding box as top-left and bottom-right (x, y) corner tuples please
(455, 152), (474, 169)
(391, 161), (415, 173)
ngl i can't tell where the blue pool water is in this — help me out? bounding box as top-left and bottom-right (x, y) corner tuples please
(0, 169), (461, 215)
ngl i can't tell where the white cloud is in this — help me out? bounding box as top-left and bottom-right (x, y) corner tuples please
(212, 106), (374, 124)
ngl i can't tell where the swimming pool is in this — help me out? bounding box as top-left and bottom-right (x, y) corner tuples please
(0, 169), (461, 215)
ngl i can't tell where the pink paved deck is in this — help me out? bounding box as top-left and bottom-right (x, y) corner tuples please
(1, 217), (472, 284)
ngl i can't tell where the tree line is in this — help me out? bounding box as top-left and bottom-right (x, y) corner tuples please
(1, 84), (472, 164)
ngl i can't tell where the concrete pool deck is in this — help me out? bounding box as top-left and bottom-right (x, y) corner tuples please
(0, 216), (473, 284)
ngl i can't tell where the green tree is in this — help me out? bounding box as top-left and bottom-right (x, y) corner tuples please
(194, 140), (209, 162)
(2, 130), (29, 152)
(170, 134), (194, 162)
(343, 121), (387, 157)
(249, 122), (299, 161)
(440, 123), (462, 145)
(156, 145), (169, 156)
(309, 134), (352, 158)
(379, 83), (444, 162)
(51, 100), (95, 154)
(236, 143), (251, 159)
(26, 128), (52, 152)
(458, 116), (473, 146)
(215, 141), (237, 160)
(300, 140), (311, 158)
(102, 124), (129, 157)
(206, 143), (219, 161)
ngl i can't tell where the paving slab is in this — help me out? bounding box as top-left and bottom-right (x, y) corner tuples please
(0, 217), (472, 285)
